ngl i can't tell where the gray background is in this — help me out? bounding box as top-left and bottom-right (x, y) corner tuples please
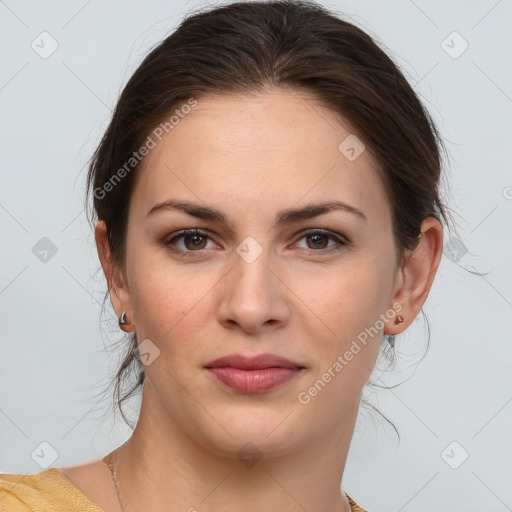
(1, 1), (511, 511)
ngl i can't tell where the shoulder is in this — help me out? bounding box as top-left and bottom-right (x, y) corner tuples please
(0, 468), (104, 511)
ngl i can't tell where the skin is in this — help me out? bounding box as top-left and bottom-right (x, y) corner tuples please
(61, 87), (443, 512)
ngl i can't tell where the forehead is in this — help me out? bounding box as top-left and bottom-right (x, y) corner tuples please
(129, 88), (391, 230)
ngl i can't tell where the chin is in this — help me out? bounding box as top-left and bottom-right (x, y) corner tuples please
(193, 407), (306, 461)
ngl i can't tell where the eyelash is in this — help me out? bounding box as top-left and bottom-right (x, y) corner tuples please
(164, 228), (349, 257)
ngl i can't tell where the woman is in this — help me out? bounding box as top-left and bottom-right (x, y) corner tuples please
(0, 1), (449, 510)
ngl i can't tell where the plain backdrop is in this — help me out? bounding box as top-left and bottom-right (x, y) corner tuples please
(1, 1), (511, 511)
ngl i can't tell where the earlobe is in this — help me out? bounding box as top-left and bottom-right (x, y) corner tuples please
(385, 217), (443, 336)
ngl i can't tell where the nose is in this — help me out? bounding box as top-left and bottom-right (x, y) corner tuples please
(216, 244), (291, 334)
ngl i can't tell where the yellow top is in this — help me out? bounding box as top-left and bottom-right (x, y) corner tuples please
(0, 468), (103, 511)
(0, 468), (369, 511)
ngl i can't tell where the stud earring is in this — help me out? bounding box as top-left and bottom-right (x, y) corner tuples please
(119, 312), (131, 332)
(394, 314), (404, 325)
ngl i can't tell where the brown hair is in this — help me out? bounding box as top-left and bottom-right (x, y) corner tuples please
(85, 0), (456, 435)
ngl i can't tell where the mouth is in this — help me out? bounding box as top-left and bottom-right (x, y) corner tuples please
(204, 353), (306, 394)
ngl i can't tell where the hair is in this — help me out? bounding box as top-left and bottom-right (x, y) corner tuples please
(85, 0), (458, 437)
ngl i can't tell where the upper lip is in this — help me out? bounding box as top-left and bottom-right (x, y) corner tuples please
(204, 353), (305, 370)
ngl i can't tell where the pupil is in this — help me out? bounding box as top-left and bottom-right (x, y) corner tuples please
(187, 234), (205, 249)
(309, 234), (327, 249)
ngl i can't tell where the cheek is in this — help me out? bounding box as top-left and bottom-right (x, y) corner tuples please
(127, 251), (218, 354)
(293, 268), (390, 418)
(294, 260), (390, 338)
(295, 261), (393, 396)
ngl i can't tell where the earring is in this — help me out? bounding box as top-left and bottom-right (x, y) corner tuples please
(394, 314), (404, 325)
(119, 311), (131, 332)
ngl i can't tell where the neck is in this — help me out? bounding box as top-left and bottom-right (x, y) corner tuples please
(106, 383), (358, 512)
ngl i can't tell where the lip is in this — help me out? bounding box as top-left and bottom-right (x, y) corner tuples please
(205, 353), (305, 370)
(204, 353), (306, 394)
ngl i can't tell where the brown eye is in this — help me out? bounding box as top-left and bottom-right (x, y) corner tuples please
(295, 229), (348, 254)
(306, 233), (329, 249)
(165, 229), (213, 253)
(182, 232), (208, 250)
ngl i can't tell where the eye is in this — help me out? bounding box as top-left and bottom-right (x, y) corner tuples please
(164, 228), (349, 257)
(165, 229), (216, 255)
(293, 229), (348, 254)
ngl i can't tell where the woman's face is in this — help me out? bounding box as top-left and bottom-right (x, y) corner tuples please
(107, 88), (406, 458)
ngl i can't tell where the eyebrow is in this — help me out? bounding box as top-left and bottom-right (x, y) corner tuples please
(146, 199), (367, 225)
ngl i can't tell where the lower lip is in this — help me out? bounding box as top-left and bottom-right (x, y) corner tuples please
(206, 367), (303, 393)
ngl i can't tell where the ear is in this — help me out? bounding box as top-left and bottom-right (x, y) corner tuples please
(95, 220), (135, 331)
(385, 216), (444, 335)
